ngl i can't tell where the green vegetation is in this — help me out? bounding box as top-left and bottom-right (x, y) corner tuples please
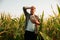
(0, 5), (60, 40)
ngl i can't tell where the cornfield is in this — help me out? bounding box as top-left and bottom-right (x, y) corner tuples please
(0, 5), (60, 40)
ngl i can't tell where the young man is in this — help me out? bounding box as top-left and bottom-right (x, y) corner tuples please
(23, 6), (40, 40)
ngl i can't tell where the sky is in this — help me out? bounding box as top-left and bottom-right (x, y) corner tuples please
(0, 0), (60, 18)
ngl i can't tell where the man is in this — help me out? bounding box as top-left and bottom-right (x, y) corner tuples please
(23, 6), (40, 40)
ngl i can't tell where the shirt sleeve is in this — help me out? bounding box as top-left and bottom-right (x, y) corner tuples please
(35, 15), (40, 22)
(23, 7), (29, 16)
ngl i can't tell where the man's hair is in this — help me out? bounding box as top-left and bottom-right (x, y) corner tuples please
(31, 6), (36, 10)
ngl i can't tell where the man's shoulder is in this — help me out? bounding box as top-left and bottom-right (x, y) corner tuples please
(34, 15), (40, 21)
(34, 15), (39, 18)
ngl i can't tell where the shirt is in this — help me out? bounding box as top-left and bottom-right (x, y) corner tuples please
(25, 19), (35, 32)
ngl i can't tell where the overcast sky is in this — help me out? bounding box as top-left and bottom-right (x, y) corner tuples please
(0, 0), (60, 18)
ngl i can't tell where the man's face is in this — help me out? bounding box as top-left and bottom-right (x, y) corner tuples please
(31, 7), (36, 15)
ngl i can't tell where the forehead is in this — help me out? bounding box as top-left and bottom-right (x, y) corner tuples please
(31, 8), (36, 10)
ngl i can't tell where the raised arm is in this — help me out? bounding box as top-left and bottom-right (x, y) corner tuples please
(23, 7), (31, 16)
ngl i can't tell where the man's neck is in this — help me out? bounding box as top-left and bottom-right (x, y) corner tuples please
(30, 13), (34, 15)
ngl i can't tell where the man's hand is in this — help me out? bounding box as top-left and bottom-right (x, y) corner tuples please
(35, 19), (40, 25)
